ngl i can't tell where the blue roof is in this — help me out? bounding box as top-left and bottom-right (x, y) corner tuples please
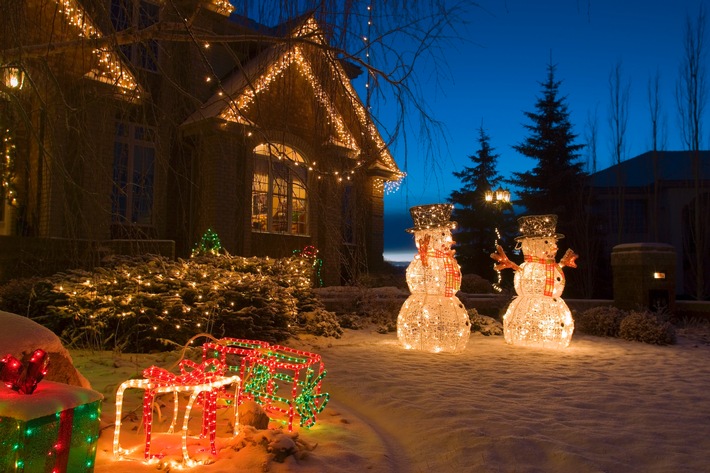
(590, 151), (710, 187)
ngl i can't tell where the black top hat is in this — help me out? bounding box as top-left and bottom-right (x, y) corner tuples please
(406, 203), (457, 233)
(515, 214), (564, 241)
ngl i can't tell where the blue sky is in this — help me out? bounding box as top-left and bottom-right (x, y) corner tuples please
(376, 0), (705, 262)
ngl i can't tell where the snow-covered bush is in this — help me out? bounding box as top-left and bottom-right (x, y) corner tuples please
(296, 307), (343, 338)
(467, 308), (503, 335)
(459, 273), (495, 294)
(575, 306), (626, 338)
(0, 253), (341, 352)
(619, 310), (676, 345)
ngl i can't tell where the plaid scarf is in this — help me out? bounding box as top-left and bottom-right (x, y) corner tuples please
(524, 256), (559, 296)
(434, 250), (461, 297)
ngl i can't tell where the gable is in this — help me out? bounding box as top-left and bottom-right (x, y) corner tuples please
(16, 0), (143, 99)
(182, 17), (402, 181)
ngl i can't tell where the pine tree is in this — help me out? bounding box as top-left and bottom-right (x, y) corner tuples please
(511, 62), (587, 240)
(449, 127), (514, 282)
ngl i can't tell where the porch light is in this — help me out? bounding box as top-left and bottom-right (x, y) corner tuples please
(2, 66), (24, 90)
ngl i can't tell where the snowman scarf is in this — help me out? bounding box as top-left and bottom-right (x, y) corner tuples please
(523, 256), (558, 296)
(434, 250), (461, 297)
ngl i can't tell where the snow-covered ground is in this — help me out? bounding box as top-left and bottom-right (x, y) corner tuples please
(71, 326), (710, 473)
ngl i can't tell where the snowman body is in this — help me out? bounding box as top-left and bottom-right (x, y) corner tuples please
(397, 228), (470, 353)
(503, 237), (574, 348)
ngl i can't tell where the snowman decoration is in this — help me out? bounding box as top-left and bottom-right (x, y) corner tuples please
(397, 204), (470, 353)
(490, 214), (578, 348)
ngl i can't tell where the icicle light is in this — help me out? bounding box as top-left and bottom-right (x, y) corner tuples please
(52, 0), (140, 96)
(218, 17), (403, 185)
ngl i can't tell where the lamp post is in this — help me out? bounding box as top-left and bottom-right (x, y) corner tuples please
(484, 186), (511, 291)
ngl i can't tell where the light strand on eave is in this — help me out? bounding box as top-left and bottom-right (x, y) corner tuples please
(53, 0), (140, 97)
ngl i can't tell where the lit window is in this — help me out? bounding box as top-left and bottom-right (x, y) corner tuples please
(110, 0), (159, 71)
(112, 121), (155, 227)
(252, 143), (308, 235)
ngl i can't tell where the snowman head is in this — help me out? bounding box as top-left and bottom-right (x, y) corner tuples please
(414, 228), (454, 251)
(520, 236), (558, 258)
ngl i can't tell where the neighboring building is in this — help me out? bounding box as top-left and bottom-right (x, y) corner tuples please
(588, 151), (710, 298)
(0, 0), (402, 285)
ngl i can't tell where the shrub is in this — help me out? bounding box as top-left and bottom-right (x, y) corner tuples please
(296, 308), (343, 338)
(575, 306), (626, 338)
(459, 273), (495, 294)
(0, 277), (56, 319)
(0, 253), (341, 352)
(619, 310), (676, 345)
(467, 308), (503, 336)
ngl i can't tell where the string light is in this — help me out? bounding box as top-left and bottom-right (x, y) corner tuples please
(397, 204), (470, 353)
(51, 0), (140, 97)
(0, 381), (102, 473)
(1, 128), (18, 206)
(491, 215), (578, 348)
(113, 359), (240, 465)
(218, 17), (403, 186)
(204, 339), (329, 432)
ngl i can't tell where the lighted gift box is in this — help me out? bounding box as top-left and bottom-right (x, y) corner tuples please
(0, 381), (102, 473)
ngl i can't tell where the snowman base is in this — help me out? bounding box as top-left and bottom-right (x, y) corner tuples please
(397, 294), (470, 353)
(503, 296), (574, 349)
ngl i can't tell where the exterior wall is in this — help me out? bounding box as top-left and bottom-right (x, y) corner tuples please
(3, 3), (400, 284)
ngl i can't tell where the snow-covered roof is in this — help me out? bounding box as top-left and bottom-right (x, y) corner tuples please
(589, 150), (710, 188)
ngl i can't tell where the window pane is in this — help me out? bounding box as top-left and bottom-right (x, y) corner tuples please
(112, 142), (129, 222)
(272, 194), (288, 232)
(251, 143), (308, 236)
(251, 159), (268, 231)
(112, 121), (155, 226)
(131, 146), (154, 224)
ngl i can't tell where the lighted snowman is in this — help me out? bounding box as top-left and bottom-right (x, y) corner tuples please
(490, 214), (578, 348)
(397, 204), (470, 353)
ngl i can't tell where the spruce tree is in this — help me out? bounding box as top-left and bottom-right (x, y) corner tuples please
(511, 62), (587, 242)
(449, 127), (514, 282)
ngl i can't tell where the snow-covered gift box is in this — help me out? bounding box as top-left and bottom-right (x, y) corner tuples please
(0, 381), (102, 472)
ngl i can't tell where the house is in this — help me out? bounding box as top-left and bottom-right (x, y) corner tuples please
(0, 0), (403, 285)
(588, 151), (710, 299)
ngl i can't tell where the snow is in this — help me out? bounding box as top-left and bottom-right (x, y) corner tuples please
(58, 326), (710, 473)
(0, 380), (101, 421)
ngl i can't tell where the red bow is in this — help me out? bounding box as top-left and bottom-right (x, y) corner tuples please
(0, 349), (49, 394)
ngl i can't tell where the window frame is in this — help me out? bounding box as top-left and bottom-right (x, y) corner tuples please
(110, 0), (160, 72)
(251, 143), (309, 236)
(112, 120), (156, 230)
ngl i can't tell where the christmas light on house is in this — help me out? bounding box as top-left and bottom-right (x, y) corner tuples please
(217, 17), (404, 187)
(491, 214), (578, 348)
(397, 204), (470, 353)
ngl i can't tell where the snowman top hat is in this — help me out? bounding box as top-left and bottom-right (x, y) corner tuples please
(515, 214), (564, 241)
(406, 203), (457, 233)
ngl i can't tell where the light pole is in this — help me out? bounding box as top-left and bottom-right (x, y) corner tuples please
(484, 186), (511, 291)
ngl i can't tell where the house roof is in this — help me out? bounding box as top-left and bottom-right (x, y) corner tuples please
(182, 15), (402, 180)
(38, 0), (143, 99)
(589, 150), (710, 188)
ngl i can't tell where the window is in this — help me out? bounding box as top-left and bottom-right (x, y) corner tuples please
(252, 143), (308, 235)
(112, 121), (155, 227)
(110, 0), (159, 71)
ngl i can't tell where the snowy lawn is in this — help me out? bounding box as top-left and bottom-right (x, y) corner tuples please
(75, 327), (710, 473)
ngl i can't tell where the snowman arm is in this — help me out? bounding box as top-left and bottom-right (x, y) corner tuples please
(559, 248), (579, 268)
(490, 245), (521, 272)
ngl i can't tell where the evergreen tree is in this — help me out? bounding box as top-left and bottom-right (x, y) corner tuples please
(511, 62), (587, 242)
(449, 127), (514, 282)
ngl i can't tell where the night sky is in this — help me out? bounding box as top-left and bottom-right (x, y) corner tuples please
(378, 0), (702, 261)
